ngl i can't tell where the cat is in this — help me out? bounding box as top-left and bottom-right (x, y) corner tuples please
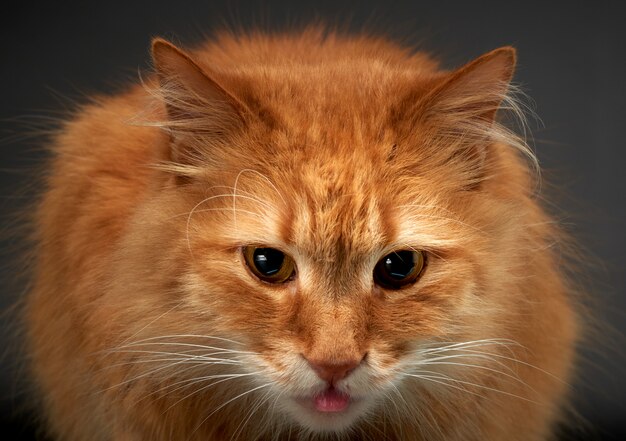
(25, 28), (579, 441)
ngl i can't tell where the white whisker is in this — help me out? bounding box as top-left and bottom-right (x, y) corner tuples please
(402, 370), (540, 404)
(116, 333), (246, 346)
(145, 372), (261, 405)
(192, 382), (273, 435)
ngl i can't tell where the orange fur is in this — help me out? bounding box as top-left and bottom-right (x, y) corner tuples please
(26, 29), (578, 440)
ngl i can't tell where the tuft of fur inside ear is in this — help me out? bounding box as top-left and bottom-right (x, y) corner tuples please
(151, 38), (250, 167)
(393, 47), (535, 190)
(423, 47), (516, 123)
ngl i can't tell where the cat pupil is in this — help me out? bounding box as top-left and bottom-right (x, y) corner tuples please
(385, 252), (415, 279)
(243, 246), (295, 283)
(253, 248), (284, 276)
(374, 250), (424, 289)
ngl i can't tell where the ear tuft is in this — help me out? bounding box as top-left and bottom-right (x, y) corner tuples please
(424, 46), (517, 123)
(150, 38), (254, 171)
(151, 37), (248, 136)
(391, 46), (525, 190)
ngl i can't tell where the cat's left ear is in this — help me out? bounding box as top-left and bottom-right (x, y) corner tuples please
(151, 38), (251, 137)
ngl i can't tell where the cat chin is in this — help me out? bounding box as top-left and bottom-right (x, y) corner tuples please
(281, 395), (372, 433)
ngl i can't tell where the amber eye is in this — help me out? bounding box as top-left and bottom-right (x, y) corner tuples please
(243, 246), (296, 283)
(374, 250), (425, 289)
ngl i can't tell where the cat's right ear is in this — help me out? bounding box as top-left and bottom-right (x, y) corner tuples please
(151, 38), (249, 140)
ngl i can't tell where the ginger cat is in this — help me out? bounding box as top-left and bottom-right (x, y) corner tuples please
(26, 29), (578, 440)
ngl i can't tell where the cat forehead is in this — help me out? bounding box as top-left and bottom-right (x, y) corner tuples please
(225, 139), (463, 257)
(288, 165), (390, 260)
(219, 153), (392, 261)
(216, 62), (438, 139)
(225, 122), (436, 259)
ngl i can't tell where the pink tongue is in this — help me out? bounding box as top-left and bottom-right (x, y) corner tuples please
(314, 388), (350, 412)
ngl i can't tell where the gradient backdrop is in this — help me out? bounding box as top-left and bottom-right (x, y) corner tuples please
(1, 1), (624, 439)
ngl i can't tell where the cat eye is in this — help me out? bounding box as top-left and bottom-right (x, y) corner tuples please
(374, 250), (425, 290)
(243, 246), (296, 284)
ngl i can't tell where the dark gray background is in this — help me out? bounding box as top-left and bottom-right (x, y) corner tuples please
(1, 1), (624, 439)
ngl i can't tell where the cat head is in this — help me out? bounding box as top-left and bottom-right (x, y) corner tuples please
(128, 35), (532, 434)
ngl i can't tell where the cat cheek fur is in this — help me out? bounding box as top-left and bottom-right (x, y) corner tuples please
(26, 29), (578, 441)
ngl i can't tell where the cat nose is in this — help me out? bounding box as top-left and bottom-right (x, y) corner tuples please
(305, 355), (365, 384)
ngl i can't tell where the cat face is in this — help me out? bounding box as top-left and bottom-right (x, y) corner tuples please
(169, 126), (491, 433)
(137, 39), (522, 434)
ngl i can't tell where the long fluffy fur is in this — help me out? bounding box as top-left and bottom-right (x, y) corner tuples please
(25, 29), (578, 441)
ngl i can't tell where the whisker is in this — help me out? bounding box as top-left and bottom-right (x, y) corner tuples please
(230, 386), (274, 441)
(452, 348), (569, 385)
(97, 355), (238, 372)
(94, 352), (243, 395)
(235, 169), (286, 205)
(191, 382), (273, 435)
(143, 371), (261, 405)
(103, 349), (244, 363)
(402, 371), (540, 404)
(383, 385), (408, 439)
(120, 302), (184, 346)
(182, 193), (271, 254)
(114, 333), (246, 347)
(95, 351), (243, 374)
(113, 341), (254, 355)
(418, 352), (517, 375)
(415, 338), (522, 354)
(192, 207), (264, 218)
(401, 372), (487, 399)
(416, 360), (533, 391)
(419, 401), (447, 440)
(412, 340), (567, 386)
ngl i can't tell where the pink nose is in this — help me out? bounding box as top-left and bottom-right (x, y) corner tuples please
(305, 357), (364, 384)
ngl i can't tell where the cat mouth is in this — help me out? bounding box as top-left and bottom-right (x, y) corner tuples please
(285, 387), (371, 431)
(313, 387), (351, 412)
(294, 386), (356, 414)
